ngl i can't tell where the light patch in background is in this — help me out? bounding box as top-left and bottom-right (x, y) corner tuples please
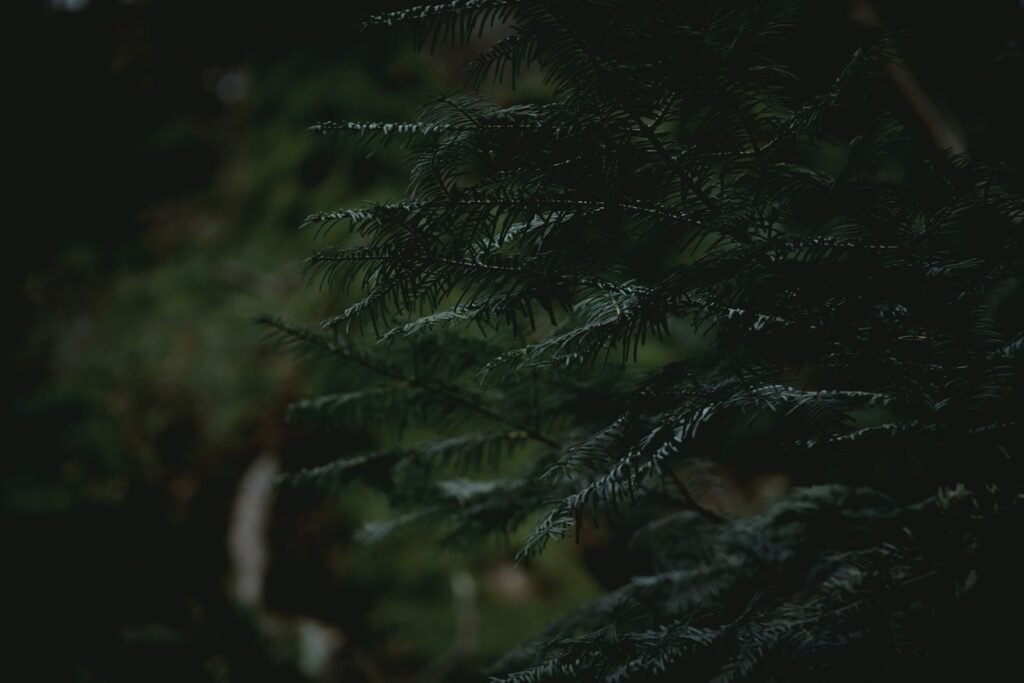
(47, 0), (91, 11)
(202, 68), (251, 105)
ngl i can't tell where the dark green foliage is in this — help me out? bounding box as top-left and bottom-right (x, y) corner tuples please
(269, 0), (1024, 679)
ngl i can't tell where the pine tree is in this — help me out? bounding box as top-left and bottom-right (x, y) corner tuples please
(263, 1), (1024, 679)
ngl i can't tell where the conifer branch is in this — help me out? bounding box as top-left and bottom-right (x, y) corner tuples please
(274, 2), (1024, 678)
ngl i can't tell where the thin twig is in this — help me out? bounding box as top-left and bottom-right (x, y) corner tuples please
(660, 461), (725, 523)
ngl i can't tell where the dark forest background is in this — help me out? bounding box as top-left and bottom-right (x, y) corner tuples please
(6, 1), (1023, 681)
(7, 2), (597, 681)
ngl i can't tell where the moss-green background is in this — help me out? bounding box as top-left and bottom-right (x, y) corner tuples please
(8, 2), (596, 680)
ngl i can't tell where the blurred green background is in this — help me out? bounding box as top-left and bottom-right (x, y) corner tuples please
(7, 2), (598, 681)
(7, 2), (1023, 681)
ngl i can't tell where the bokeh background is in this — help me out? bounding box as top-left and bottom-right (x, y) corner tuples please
(8, 2), (599, 681)
(8, 1), (1023, 681)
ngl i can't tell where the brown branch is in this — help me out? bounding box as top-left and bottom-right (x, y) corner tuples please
(848, 0), (968, 155)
